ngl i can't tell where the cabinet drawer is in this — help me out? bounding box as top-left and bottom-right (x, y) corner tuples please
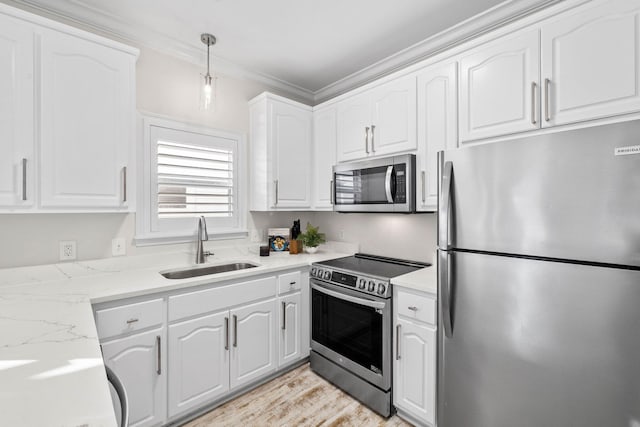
(95, 298), (164, 340)
(396, 289), (436, 326)
(278, 271), (301, 294)
(169, 276), (277, 322)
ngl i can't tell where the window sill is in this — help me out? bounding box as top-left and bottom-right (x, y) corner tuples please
(134, 229), (248, 247)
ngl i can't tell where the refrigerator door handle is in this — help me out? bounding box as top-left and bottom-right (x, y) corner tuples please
(439, 250), (453, 338)
(438, 159), (453, 249)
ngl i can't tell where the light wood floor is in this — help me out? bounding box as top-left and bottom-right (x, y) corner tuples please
(183, 363), (412, 427)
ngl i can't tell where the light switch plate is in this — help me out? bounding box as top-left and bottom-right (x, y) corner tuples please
(59, 241), (76, 261)
(112, 238), (126, 256)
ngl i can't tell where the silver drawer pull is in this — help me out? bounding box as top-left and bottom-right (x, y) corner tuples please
(126, 318), (139, 324)
(407, 306), (418, 311)
(289, 281), (296, 285)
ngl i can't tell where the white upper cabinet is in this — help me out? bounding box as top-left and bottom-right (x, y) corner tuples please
(0, 14), (34, 208)
(250, 93), (312, 211)
(312, 106), (336, 210)
(336, 75), (417, 162)
(416, 61), (458, 211)
(459, 29), (540, 143)
(541, 0), (640, 126)
(39, 28), (134, 209)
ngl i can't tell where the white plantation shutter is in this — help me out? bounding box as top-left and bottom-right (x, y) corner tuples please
(157, 140), (234, 218)
(137, 119), (245, 244)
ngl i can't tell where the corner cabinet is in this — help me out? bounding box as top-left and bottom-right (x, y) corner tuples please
(0, 5), (138, 212)
(393, 287), (437, 427)
(415, 61), (458, 211)
(250, 93), (313, 211)
(336, 75), (417, 162)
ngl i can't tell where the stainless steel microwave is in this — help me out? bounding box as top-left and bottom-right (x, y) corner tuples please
(332, 154), (416, 213)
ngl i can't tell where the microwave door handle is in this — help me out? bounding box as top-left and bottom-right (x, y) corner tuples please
(311, 282), (386, 310)
(385, 166), (394, 203)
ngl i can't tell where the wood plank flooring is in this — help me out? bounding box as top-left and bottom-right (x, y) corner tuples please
(183, 363), (412, 427)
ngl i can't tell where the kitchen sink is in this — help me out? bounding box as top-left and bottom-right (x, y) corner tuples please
(160, 262), (259, 279)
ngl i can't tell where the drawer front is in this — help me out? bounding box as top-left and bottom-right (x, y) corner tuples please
(96, 298), (164, 340)
(278, 271), (301, 294)
(169, 276), (277, 322)
(396, 289), (436, 326)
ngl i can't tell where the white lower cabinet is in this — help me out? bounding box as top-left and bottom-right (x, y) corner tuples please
(278, 292), (302, 367)
(101, 328), (167, 427)
(393, 287), (437, 426)
(230, 298), (278, 389)
(168, 311), (230, 418)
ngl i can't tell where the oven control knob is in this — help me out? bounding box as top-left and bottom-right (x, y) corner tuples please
(311, 267), (317, 277)
(324, 271), (331, 280)
(358, 278), (366, 289)
(368, 281), (376, 292)
(377, 283), (386, 295)
(316, 269), (323, 278)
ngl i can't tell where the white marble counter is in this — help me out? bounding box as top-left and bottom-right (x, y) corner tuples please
(0, 243), (355, 427)
(391, 265), (437, 295)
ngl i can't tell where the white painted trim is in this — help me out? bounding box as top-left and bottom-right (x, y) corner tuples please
(4, 0), (582, 104)
(248, 92), (312, 109)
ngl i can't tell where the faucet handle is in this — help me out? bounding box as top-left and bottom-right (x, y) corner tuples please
(203, 251), (214, 258)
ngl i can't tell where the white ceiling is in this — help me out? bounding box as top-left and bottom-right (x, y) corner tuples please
(7, 0), (557, 101)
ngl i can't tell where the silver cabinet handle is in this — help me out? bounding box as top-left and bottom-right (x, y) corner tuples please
(224, 317), (229, 350)
(274, 180), (279, 206)
(531, 82), (537, 125)
(421, 171), (426, 203)
(22, 158), (27, 201)
(329, 180), (334, 205)
(364, 127), (370, 154)
(281, 301), (286, 330)
(545, 78), (551, 122)
(122, 166), (127, 202)
(370, 125), (376, 152)
(233, 314), (238, 347)
(126, 318), (138, 324)
(408, 306), (418, 312)
(396, 324), (401, 360)
(289, 281), (296, 285)
(156, 335), (161, 375)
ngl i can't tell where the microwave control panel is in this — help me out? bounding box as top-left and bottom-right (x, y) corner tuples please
(394, 164), (406, 203)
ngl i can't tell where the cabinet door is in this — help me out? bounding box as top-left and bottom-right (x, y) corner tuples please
(278, 292), (301, 367)
(393, 319), (436, 425)
(459, 29), (540, 142)
(101, 328), (166, 427)
(336, 92), (371, 162)
(371, 75), (417, 156)
(541, 0), (640, 127)
(39, 29), (132, 208)
(312, 107), (336, 210)
(271, 100), (312, 209)
(168, 311), (230, 418)
(0, 14), (34, 208)
(416, 61), (458, 211)
(230, 298), (277, 389)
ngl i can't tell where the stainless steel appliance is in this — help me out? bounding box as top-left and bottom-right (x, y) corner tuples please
(437, 120), (640, 427)
(333, 154), (416, 213)
(106, 364), (129, 427)
(310, 254), (428, 416)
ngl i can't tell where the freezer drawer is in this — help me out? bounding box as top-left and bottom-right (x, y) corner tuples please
(438, 250), (640, 427)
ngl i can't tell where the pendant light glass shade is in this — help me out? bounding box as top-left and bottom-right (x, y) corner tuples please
(200, 33), (217, 111)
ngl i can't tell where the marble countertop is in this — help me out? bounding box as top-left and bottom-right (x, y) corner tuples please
(391, 253), (437, 295)
(0, 243), (355, 427)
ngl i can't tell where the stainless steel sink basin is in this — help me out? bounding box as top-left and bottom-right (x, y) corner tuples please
(160, 262), (259, 279)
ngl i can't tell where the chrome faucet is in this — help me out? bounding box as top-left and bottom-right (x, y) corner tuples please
(195, 216), (212, 264)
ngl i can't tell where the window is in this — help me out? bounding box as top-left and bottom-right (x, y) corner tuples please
(137, 116), (246, 245)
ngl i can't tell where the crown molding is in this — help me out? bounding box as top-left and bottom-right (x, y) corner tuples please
(5, 0), (566, 105)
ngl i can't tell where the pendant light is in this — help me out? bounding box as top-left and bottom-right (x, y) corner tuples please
(200, 33), (217, 111)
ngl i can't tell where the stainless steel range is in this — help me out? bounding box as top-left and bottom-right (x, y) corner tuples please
(309, 253), (429, 417)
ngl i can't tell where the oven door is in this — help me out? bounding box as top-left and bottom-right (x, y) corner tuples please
(310, 280), (391, 390)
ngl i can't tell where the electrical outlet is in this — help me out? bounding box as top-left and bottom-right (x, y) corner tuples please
(59, 241), (76, 261)
(112, 238), (126, 256)
(338, 230), (345, 240)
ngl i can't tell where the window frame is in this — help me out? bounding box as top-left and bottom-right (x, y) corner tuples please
(136, 114), (247, 245)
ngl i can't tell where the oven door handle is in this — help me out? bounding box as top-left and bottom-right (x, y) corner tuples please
(312, 282), (386, 310)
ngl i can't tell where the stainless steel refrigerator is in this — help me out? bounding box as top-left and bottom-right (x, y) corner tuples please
(436, 120), (640, 427)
